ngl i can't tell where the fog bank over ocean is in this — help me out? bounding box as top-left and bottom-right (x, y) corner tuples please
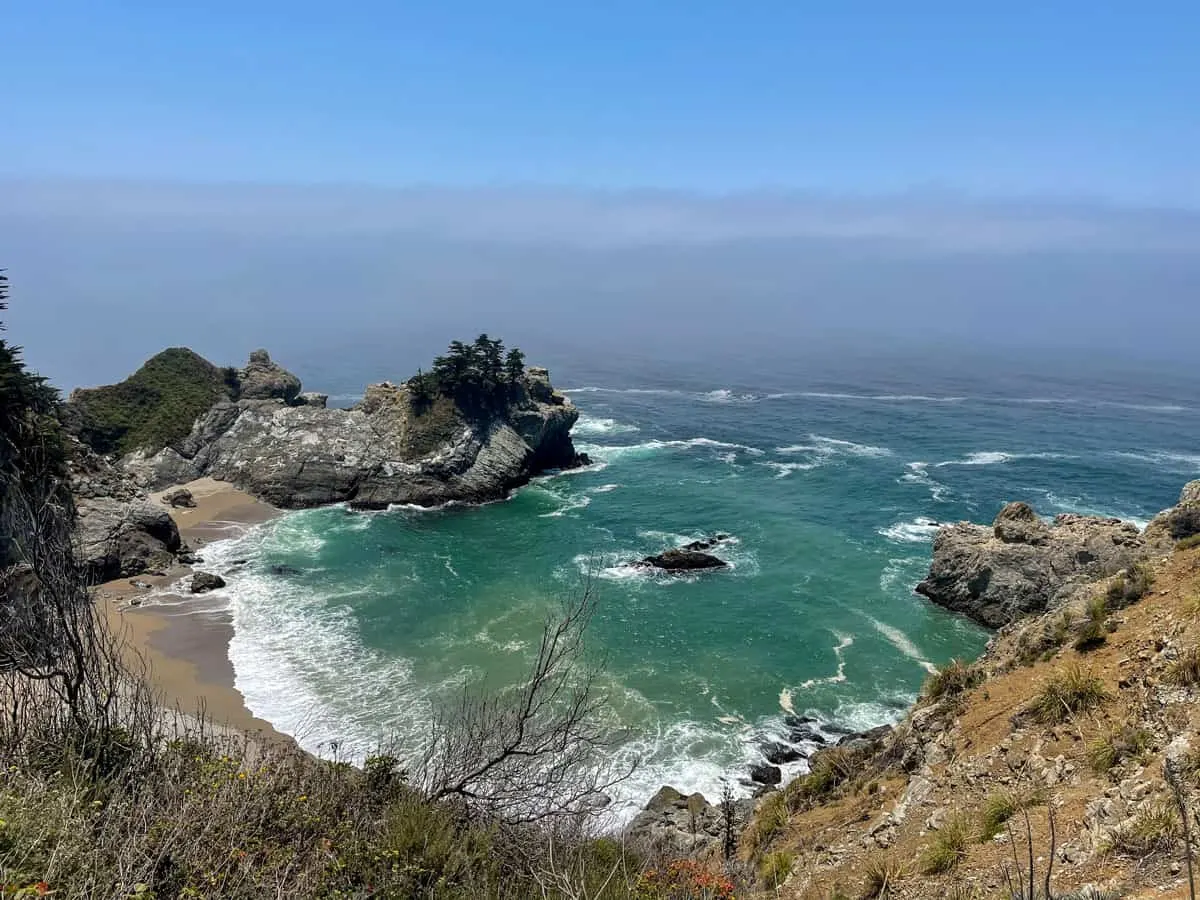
(3, 180), (1198, 392)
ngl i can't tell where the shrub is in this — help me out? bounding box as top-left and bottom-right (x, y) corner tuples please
(745, 789), (790, 855)
(757, 850), (795, 889)
(923, 659), (981, 702)
(1029, 664), (1109, 724)
(979, 791), (1020, 842)
(1086, 724), (1152, 773)
(1103, 800), (1180, 857)
(1074, 594), (1109, 651)
(635, 860), (735, 900)
(1165, 646), (1200, 686)
(1178, 533), (1200, 551)
(1105, 563), (1155, 608)
(918, 814), (970, 875)
(785, 747), (857, 810)
(861, 854), (902, 897)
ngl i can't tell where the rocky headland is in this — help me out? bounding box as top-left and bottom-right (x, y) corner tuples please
(63, 341), (587, 576)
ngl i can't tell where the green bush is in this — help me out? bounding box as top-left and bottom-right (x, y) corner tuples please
(1177, 533), (1200, 551)
(67, 348), (234, 455)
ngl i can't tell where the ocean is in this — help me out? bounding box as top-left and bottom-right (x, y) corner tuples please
(194, 348), (1199, 820)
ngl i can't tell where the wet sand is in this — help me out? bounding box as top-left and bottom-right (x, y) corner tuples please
(97, 478), (288, 741)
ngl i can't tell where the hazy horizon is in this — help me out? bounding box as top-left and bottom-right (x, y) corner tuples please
(3, 179), (1198, 393)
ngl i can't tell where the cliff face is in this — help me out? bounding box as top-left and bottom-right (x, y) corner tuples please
(121, 355), (584, 509)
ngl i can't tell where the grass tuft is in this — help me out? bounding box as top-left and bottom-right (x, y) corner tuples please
(918, 814), (970, 875)
(1103, 800), (1180, 857)
(923, 659), (981, 702)
(1029, 663), (1109, 725)
(1165, 646), (1200, 686)
(861, 854), (902, 897)
(1086, 724), (1152, 773)
(1105, 563), (1155, 609)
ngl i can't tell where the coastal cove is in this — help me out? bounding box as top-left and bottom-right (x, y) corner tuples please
(109, 356), (1200, 822)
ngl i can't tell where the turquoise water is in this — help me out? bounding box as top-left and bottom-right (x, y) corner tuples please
(200, 356), (1200, 817)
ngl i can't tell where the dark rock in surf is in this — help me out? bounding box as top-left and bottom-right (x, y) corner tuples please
(636, 549), (728, 572)
(749, 763), (782, 786)
(190, 572), (226, 594)
(269, 564), (303, 576)
(762, 741), (804, 765)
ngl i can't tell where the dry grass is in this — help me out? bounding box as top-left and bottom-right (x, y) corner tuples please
(923, 659), (981, 702)
(1103, 800), (1181, 857)
(1086, 724), (1152, 773)
(861, 854), (902, 897)
(918, 814), (970, 875)
(1028, 663), (1110, 725)
(1165, 645), (1200, 686)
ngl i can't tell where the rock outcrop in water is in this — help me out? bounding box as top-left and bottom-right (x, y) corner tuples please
(916, 500), (1146, 628)
(633, 534), (732, 573)
(118, 352), (585, 509)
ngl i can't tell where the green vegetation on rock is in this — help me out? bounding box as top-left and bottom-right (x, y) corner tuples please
(66, 347), (234, 456)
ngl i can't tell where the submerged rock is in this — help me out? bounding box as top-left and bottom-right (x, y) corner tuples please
(917, 502), (1145, 628)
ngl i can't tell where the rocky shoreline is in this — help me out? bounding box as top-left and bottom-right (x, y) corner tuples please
(67, 348), (588, 578)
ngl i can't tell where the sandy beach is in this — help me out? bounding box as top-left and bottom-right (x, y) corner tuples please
(96, 477), (288, 741)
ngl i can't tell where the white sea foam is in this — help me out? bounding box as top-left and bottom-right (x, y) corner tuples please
(578, 436), (765, 463)
(935, 450), (1074, 468)
(588, 483), (621, 494)
(878, 517), (942, 543)
(770, 391), (967, 403)
(699, 389), (761, 403)
(761, 461), (818, 478)
(796, 633), (853, 689)
(769, 436), (892, 474)
(866, 618), (937, 674)
(1114, 450), (1200, 472)
(538, 494), (592, 518)
(899, 461), (951, 501)
(572, 414), (640, 436)
(879, 557), (925, 595)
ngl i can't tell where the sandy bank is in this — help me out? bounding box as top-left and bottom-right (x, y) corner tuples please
(97, 478), (288, 741)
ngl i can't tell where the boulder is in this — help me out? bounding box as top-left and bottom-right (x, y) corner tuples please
(190, 572), (226, 593)
(75, 476), (182, 583)
(762, 741), (804, 765)
(237, 350), (302, 403)
(296, 392), (328, 409)
(625, 787), (725, 855)
(917, 503), (1145, 628)
(993, 501), (1049, 544)
(637, 549), (728, 572)
(749, 763), (782, 786)
(162, 487), (196, 509)
(1143, 480), (1200, 547)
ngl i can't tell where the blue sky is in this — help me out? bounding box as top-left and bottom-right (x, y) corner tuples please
(6, 1), (1199, 200)
(4, 3), (1199, 385)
